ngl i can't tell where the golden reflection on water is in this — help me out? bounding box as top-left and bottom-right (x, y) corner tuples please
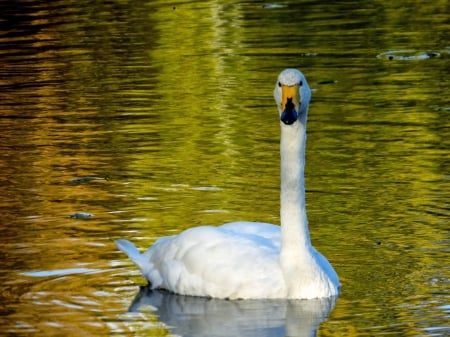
(0, 0), (449, 336)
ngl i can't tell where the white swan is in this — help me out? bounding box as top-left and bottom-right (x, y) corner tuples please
(116, 69), (340, 299)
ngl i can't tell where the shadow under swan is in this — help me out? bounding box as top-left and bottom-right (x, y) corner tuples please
(128, 286), (337, 337)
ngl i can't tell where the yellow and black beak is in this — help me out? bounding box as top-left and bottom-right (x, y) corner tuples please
(280, 84), (300, 125)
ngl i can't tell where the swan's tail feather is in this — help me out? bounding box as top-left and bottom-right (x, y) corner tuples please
(115, 239), (146, 273)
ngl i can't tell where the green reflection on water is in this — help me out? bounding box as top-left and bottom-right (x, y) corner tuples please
(0, 0), (448, 336)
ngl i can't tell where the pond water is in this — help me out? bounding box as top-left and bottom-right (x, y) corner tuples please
(0, 0), (449, 336)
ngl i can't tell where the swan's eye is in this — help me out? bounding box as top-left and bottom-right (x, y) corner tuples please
(299, 81), (303, 87)
(278, 82), (282, 87)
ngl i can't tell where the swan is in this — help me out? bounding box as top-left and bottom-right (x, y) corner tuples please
(115, 69), (340, 299)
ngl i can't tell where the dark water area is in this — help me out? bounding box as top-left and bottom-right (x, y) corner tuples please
(0, 0), (449, 336)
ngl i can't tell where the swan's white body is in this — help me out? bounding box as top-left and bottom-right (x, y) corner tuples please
(116, 69), (340, 299)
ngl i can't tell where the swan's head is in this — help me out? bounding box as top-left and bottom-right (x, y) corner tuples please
(274, 69), (311, 125)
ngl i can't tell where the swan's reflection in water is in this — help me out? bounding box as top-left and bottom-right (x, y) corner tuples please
(128, 286), (337, 337)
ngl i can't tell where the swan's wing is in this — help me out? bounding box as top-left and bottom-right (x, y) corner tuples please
(145, 224), (284, 299)
(220, 221), (281, 250)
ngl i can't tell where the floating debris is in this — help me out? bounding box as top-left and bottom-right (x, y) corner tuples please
(69, 176), (109, 184)
(377, 50), (440, 61)
(70, 212), (94, 219)
(262, 4), (288, 9)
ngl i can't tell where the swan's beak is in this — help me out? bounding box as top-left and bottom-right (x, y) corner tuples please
(280, 84), (300, 125)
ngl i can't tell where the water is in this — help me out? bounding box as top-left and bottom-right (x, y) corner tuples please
(0, 0), (448, 336)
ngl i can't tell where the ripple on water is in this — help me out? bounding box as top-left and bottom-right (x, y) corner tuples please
(22, 267), (105, 278)
(377, 49), (442, 61)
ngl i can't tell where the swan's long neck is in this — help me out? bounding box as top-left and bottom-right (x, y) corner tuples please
(280, 121), (311, 255)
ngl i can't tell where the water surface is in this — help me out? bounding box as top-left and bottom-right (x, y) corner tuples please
(0, 0), (449, 336)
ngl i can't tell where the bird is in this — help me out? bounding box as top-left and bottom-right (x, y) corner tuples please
(115, 69), (340, 300)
